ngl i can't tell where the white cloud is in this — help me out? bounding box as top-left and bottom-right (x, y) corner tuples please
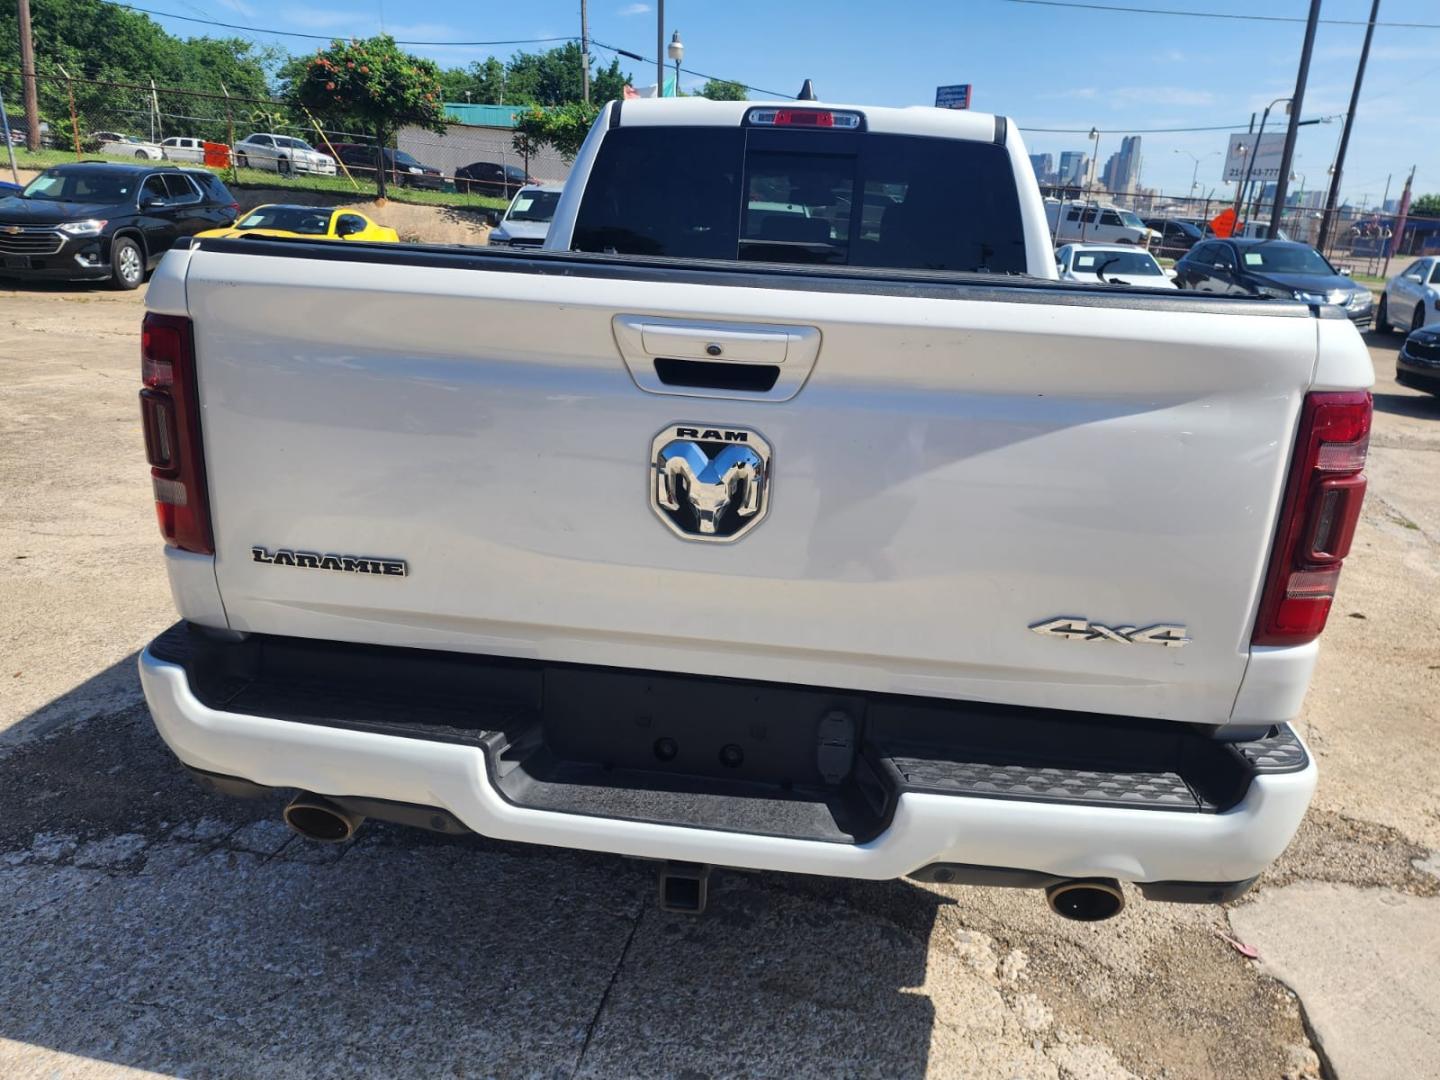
(213, 0), (258, 15)
(1036, 86), (1099, 100)
(285, 8), (359, 31)
(618, 3), (651, 15)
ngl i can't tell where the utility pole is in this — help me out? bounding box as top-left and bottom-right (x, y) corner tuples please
(580, 0), (590, 104)
(656, 0), (665, 97)
(1269, 0), (1322, 240)
(17, 0), (41, 152)
(1317, 0), (1380, 252)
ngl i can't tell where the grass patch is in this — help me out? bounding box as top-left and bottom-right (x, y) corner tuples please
(9, 148), (508, 213)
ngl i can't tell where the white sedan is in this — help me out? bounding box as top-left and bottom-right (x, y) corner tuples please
(1379, 255), (1440, 334)
(93, 131), (164, 160)
(233, 133), (337, 177)
(1055, 244), (1177, 289)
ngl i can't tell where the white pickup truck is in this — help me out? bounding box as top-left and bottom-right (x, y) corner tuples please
(136, 99), (1373, 920)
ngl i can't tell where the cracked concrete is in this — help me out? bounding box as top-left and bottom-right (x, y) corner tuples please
(2, 287), (1438, 1077)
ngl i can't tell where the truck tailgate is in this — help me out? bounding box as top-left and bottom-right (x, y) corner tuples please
(180, 245), (1322, 725)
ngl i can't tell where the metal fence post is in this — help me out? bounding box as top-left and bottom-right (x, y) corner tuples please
(0, 84), (21, 184)
(220, 83), (238, 184)
(55, 65), (83, 160)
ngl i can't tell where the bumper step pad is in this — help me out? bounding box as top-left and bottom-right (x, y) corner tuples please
(149, 622), (1307, 844)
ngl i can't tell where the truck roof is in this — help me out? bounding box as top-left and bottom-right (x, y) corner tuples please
(613, 98), (1006, 143)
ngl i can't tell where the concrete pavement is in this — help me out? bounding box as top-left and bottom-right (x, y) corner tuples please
(2, 279), (1438, 1078)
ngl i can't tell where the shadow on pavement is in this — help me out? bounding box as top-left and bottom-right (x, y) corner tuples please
(0, 659), (945, 1078)
(1372, 391), (1440, 420)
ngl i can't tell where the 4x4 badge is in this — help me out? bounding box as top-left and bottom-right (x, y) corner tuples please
(1030, 617), (1190, 648)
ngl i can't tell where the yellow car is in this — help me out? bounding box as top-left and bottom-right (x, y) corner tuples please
(197, 204), (399, 243)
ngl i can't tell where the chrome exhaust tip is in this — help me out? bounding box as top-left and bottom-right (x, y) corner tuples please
(1045, 878), (1126, 922)
(283, 793), (364, 843)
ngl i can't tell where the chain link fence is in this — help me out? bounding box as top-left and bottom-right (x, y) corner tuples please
(1, 69), (558, 202)
(1037, 182), (1440, 275)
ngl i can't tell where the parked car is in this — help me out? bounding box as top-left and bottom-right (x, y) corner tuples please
(0, 179), (20, 197)
(1055, 243), (1176, 289)
(1045, 199), (1157, 245)
(454, 160), (532, 198)
(197, 203), (398, 243)
(328, 143), (445, 190)
(137, 97), (1374, 921)
(1378, 255), (1440, 334)
(337, 142), (441, 187)
(1231, 222), (1290, 241)
(93, 132), (165, 160)
(488, 185), (562, 247)
(1396, 324), (1440, 395)
(161, 136), (207, 163)
(7, 121), (51, 147)
(0, 161), (238, 289)
(1143, 217), (1203, 257)
(233, 133), (336, 176)
(1173, 238), (1374, 328)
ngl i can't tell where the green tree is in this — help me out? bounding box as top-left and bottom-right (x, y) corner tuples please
(286, 36), (447, 198)
(513, 102), (601, 163)
(438, 58), (522, 106)
(0, 0), (276, 145)
(1412, 194), (1440, 217)
(699, 79), (748, 101)
(503, 44), (629, 106)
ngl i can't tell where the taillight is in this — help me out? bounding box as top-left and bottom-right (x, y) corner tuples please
(746, 107), (862, 129)
(139, 313), (213, 554)
(1253, 391), (1371, 645)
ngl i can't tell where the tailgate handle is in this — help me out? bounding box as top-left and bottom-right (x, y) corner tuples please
(613, 315), (821, 402)
(654, 357), (781, 393)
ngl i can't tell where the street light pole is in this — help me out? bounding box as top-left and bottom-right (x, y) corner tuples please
(656, 0), (665, 98)
(1081, 127), (1099, 242)
(1175, 149), (1218, 200)
(1269, 0), (1323, 239)
(1235, 97), (1289, 227)
(668, 31), (684, 98)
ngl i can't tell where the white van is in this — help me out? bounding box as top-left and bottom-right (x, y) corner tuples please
(161, 137), (206, 162)
(1045, 199), (1156, 246)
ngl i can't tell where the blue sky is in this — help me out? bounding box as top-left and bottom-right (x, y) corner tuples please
(148, 0), (1437, 204)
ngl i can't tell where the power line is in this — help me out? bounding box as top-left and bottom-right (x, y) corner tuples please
(103, 2), (578, 45)
(1026, 117), (1340, 133)
(589, 40), (794, 99)
(999, 0), (1440, 30)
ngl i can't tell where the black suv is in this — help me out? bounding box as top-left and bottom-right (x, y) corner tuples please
(0, 162), (239, 289)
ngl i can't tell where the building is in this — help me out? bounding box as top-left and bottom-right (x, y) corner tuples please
(1058, 150), (1088, 186)
(1100, 136), (1142, 194)
(397, 102), (573, 186)
(1028, 152), (1054, 183)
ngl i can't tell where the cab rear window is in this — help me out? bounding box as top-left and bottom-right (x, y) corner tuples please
(572, 124), (1027, 274)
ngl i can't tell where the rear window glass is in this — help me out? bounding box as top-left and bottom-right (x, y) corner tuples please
(573, 125), (1027, 273)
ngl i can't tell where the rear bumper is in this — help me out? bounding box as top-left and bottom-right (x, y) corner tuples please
(138, 628), (1317, 891)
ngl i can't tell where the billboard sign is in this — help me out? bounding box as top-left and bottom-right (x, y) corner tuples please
(935, 84), (973, 110)
(1222, 131), (1286, 183)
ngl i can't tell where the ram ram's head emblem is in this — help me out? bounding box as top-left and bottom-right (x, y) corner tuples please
(650, 425), (772, 542)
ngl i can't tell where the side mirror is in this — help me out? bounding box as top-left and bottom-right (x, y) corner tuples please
(1339, 267), (1352, 277)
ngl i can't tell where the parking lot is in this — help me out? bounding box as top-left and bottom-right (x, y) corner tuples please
(1, 280), (1437, 1079)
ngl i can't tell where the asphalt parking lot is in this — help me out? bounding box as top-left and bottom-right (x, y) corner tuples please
(2, 281), (1438, 1079)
